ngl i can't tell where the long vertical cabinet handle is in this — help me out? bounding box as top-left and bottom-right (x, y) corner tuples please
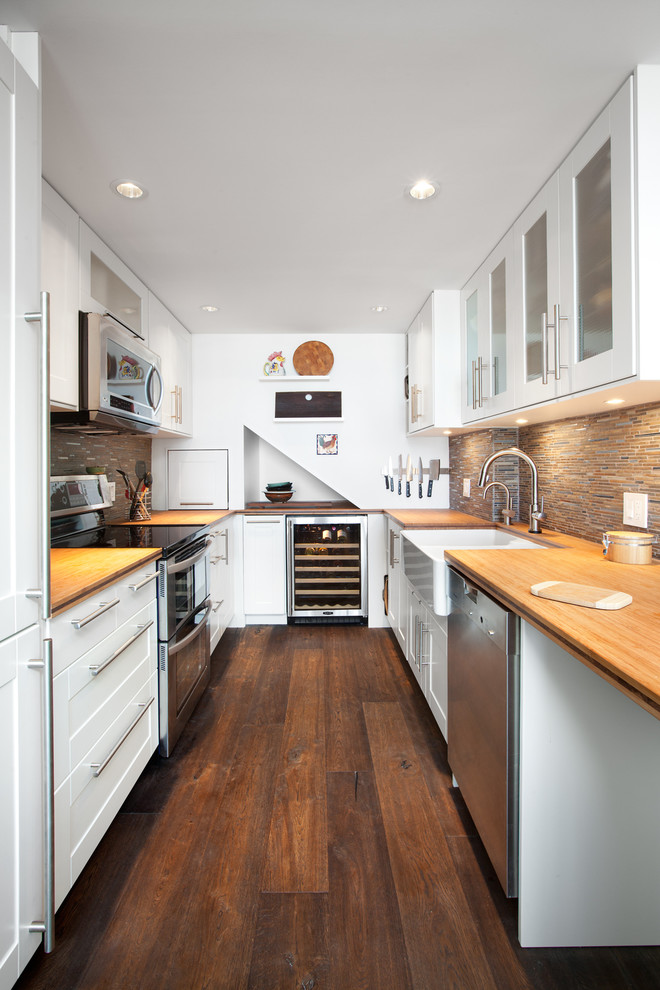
(24, 291), (51, 620)
(471, 360), (477, 410)
(28, 638), (55, 953)
(553, 303), (566, 381)
(541, 312), (549, 385)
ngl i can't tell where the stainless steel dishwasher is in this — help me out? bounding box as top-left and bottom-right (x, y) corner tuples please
(446, 566), (520, 897)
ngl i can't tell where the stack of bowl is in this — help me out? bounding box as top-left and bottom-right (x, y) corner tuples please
(263, 482), (294, 503)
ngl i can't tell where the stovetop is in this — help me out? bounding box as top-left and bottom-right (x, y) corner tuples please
(51, 511), (208, 556)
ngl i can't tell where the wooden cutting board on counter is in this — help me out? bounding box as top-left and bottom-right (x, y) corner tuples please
(530, 580), (632, 610)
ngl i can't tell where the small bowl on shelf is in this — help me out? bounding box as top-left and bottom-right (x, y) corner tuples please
(263, 489), (295, 503)
(265, 482), (293, 492)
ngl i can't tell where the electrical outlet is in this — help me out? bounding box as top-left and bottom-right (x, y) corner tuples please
(462, 478), (471, 498)
(623, 492), (648, 528)
(108, 482), (116, 502)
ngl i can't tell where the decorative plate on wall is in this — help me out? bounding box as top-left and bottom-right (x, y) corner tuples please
(292, 340), (334, 376)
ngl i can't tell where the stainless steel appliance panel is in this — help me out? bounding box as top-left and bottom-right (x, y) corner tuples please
(158, 600), (211, 757)
(447, 566), (520, 897)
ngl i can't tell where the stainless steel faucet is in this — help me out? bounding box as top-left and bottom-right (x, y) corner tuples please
(483, 481), (515, 526)
(478, 447), (546, 534)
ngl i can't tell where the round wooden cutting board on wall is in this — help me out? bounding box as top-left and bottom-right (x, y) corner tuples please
(292, 340), (334, 376)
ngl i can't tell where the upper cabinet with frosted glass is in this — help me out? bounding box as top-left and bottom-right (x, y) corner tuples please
(514, 76), (634, 409)
(461, 230), (516, 422)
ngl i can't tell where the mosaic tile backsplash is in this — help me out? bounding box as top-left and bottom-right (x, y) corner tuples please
(50, 430), (151, 523)
(449, 401), (660, 557)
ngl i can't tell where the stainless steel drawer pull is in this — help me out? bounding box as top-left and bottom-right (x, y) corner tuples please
(180, 501), (213, 506)
(90, 696), (155, 778)
(71, 598), (120, 629)
(212, 600), (224, 613)
(128, 571), (158, 592)
(210, 555), (222, 564)
(89, 620), (154, 677)
(28, 638), (55, 953)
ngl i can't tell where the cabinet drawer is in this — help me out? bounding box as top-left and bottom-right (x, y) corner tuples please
(50, 594), (120, 677)
(114, 563), (159, 625)
(69, 603), (156, 772)
(69, 672), (157, 883)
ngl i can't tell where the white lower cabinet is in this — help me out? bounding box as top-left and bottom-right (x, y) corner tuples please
(209, 517), (235, 651)
(49, 564), (158, 909)
(386, 519), (407, 653)
(519, 621), (660, 947)
(402, 576), (448, 740)
(243, 516), (287, 622)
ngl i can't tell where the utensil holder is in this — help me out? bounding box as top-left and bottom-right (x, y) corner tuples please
(129, 488), (151, 521)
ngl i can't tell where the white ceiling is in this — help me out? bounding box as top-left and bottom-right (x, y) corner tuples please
(4, 0), (660, 334)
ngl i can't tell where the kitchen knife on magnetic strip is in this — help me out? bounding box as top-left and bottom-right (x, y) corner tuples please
(382, 464), (389, 489)
(397, 454), (403, 494)
(405, 454), (412, 497)
(428, 459), (439, 496)
(388, 456), (394, 492)
(417, 457), (424, 498)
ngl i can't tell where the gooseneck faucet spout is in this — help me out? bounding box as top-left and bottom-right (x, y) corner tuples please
(478, 447), (546, 534)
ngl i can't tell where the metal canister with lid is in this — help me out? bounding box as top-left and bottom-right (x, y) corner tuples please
(602, 530), (654, 564)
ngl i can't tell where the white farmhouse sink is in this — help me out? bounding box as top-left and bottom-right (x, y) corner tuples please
(401, 528), (547, 615)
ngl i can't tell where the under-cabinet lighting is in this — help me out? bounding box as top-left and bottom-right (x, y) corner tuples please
(515, 418), (528, 424)
(409, 179), (436, 200)
(605, 398), (625, 405)
(443, 430), (452, 435)
(112, 180), (145, 199)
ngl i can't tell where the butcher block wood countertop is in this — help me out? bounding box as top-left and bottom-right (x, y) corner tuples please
(385, 508), (494, 529)
(122, 510), (234, 526)
(442, 524), (660, 720)
(50, 548), (162, 616)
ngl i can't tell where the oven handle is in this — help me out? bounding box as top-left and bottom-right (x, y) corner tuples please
(168, 602), (212, 657)
(166, 537), (213, 576)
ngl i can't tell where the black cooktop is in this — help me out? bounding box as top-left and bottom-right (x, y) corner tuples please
(51, 511), (208, 557)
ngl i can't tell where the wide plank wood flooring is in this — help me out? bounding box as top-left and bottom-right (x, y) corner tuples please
(16, 625), (660, 990)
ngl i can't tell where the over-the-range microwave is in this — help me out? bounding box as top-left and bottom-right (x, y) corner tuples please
(52, 311), (164, 435)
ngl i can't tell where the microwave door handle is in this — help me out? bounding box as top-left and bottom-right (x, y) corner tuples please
(146, 363), (164, 415)
(168, 603), (212, 656)
(166, 537), (213, 575)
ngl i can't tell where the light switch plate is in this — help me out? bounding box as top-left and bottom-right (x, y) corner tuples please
(463, 478), (471, 498)
(108, 482), (116, 502)
(623, 491), (648, 528)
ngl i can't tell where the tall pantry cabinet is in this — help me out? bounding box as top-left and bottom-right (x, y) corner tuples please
(0, 30), (51, 990)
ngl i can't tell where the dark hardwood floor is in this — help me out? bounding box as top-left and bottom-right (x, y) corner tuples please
(16, 625), (660, 990)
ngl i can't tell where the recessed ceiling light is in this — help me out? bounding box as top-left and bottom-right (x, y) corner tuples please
(605, 398), (625, 405)
(200, 305), (218, 312)
(112, 180), (145, 199)
(409, 179), (436, 200)
(371, 305), (388, 313)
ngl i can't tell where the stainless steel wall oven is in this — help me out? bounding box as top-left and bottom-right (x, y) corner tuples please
(286, 515), (368, 623)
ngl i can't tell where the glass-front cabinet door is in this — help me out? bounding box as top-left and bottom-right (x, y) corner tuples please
(560, 75), (634, 393)
(513, 173), (564, 408)
(461, 231), (515, 422)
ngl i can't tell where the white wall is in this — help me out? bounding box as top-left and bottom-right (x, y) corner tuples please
(152, 332), (449, 512)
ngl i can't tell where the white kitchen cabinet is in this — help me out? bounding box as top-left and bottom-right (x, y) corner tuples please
(385, 519), (403, 647)
(149, 292), (193, 437)
(79, 219), (149, 341)
(243, 516), (286, 621)
(0, 34), (49, 988)
(0, 33), (42, 647)
(167, 449), (229, 510)
(559, 76), (635, 395)
(461, 230), (516, 422)
(406, 290), (462, 436)
(513, 76), (633, 409)
(519, 621), (660, 947)
(42, 180), (79, 410)
(209, 516), (235, 651)
(404, 584), (448, 739)
(48, 563), (158, 908)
